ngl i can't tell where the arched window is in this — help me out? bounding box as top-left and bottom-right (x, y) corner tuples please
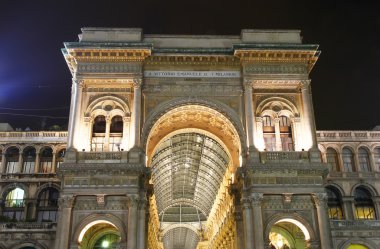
(358, 147), (371, 172)
(326, 148), (340, 171)
(354, 187), (376, 220)
(373, 147), (380, 172)
(37, 187), (59, 222)
(5, 147), (19, 174)
(110, 115), (123, 133)
(342, 148), (355, 172)
(40, 147), (53, 173)
(279, 116), (293, 151)
(92, 115), (106, 151)
(109, 115), (123, 151)
(56, 148), (66, 169)
(22, 146), (36, 174)
(326, 187), (344, 219)
(2, 187), (25, 221)
(263, 115), (275, 151)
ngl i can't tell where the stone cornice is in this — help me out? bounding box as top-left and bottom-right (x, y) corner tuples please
(145, 55), (240, 66)
(57, 163), (149, 176)
(234, 49), (319, 72)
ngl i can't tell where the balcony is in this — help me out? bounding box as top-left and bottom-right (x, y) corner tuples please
(330, 220), (380, 230)
(260, 151), (309, 163)
(0, 131), (67, 143)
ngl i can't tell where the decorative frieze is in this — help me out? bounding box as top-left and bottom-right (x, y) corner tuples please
(244, 64), (308, 74)
(77, 62), (141, 74)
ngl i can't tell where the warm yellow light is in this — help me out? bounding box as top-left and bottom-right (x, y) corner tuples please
(102, 240), (110, 248)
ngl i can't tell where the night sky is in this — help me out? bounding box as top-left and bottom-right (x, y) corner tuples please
(0, 0), (379, 131)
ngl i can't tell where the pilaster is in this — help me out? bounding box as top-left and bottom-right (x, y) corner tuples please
(55, 195), (75, 249)
(312, 193), (333, 249)
(132, 78), (142, 148)
(127, 195), (139, 249)
(251, 193), (264, 249)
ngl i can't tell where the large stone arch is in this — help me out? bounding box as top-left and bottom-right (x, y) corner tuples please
(338, 239), (377, 249)
(264, 212), (317, 243)
(142, 97), (246, 169)
(9, 240), (48, 249)
(72, 213), (127, 244)
(162, 223), (200, 237)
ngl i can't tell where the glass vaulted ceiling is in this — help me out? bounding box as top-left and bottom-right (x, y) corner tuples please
(151, 132), (230, 249)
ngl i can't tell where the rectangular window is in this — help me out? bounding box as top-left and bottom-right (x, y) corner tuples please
(6, 162), (18, 174)
(356, 206), (375, 220)
(23, 161), (35, 173)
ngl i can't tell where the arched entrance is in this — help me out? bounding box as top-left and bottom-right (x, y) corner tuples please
(268, 218), (311, 249)
(144, 103), (243, 249)
(77, 220), (122, 249)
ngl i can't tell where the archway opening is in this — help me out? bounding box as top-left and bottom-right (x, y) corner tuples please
(347, 245), (369, 249)
(78, 220), (121, 249)
(269, 219), (310, 249)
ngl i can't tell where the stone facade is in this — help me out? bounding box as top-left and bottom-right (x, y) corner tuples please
(0, 28), (378, 249)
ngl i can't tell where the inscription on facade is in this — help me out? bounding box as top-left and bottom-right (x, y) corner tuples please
(144, 71), (241, 78)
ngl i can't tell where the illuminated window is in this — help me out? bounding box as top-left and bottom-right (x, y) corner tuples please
(279, 116), (293, 151)
(354, 187), (376, 220)
(56, 148), (66, 169)
(109, 115), (123, 151)
(5, 147), (19, 174)
(358, 147), (371, 172)
(22, 146), (36, 174)
(263, 115), (275, 151)
(2, 187), (25, 221)
(326, 187), (344, 219)
(37, 188), (59, 222)
(326, 148), (340, 171)
(342, 148), (355, 172)
(39, 147), (53, 173)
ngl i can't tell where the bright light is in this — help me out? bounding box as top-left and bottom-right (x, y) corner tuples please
(275, 218), (310, 240)
(102, 240), (109, 248)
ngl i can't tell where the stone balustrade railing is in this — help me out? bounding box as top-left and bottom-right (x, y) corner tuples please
(78, 151), (123, 161)
(330, 220), (380, 230)
(1, 222), (57, 230)
(0, 131), (68, 142)
(317, 131), (380, 141)
(260, 151), (309, 163)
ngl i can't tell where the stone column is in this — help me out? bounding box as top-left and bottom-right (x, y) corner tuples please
(122, 117), (131, 151)
(17, 152), (23, 173)
(131, 79), (142, 148)
(127, 196), (139, 249)
(243, 80), (256, 149)
(312, 193), (333, 249)
(341, 196), (355, 220)
(51, 153), (57, 173)
(67, 78), (84, 149)
(34, 153), (40, 174)
(0, 153), (6, 174)
(242, 197), (254, 249)
(104, 116), (111, 151)
(291, 117), (302, 151)
(300, 80), (317, 150)
(274, 118), (282, 151)
(28, 200), (38, 220)
(251, 193), (264, 249)
(255, 117), (265, 151)
(55, 195), (75, 249)
(83, 117), (92, 151)
(137, 199), (147, 249)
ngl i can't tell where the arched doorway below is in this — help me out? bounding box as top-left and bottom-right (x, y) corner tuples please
(78, 220), (121, 249)
(268, 219), (310, 249)
(347, 245), (369, 249)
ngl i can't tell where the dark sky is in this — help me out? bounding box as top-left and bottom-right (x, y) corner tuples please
(0, 0), (379, 131)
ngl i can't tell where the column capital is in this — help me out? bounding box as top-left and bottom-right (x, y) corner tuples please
(58, 195), (75, 209)
(255, 117), (263, 122)
(123, 116), (131, 122)
(133, 78), (142, 88)
(72, 78), (84, 87)
(300, 80), (311, 90)
(312, 192), (328, 207)
(128, 195), (139, 208)
(83, 116), (92, 123)
(241, 197), (252, 209)
(243, 79), (253, 90)
(251, 193), (264, 206)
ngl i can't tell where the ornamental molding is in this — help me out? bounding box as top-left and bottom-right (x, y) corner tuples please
(244, 64), (308, 74)
(58, 195), (75, 209)
(234, 49), (319, 72)
(77, 62), (141, 74)
(145, 55), (240, 66)
(142, 84), (242, 96)
(252, 79), (302, 89)
(255, 94), (296, 107)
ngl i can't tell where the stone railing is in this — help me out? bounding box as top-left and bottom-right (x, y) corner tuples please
(0, 131), (68, 143)
(260, 151), (309, 163)
(1, 222), (57, 230)
(330, 220), (380, 230)
(78, 151), (123, 161)
(317, 130), (380, 141)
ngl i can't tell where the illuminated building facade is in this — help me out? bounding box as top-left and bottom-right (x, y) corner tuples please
(0, 28), (380, 249)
